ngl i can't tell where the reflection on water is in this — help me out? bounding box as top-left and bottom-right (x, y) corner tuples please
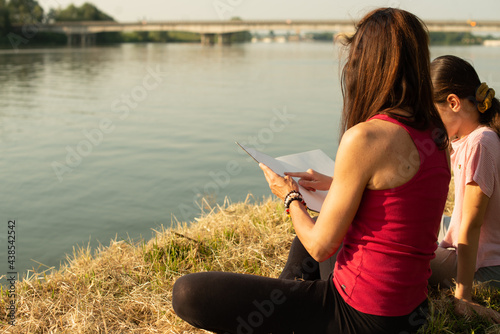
(0, 43), (498, 278)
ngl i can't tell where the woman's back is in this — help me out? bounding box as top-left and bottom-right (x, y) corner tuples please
(356, 116), (420, 190)
(333, 114), (451, 316)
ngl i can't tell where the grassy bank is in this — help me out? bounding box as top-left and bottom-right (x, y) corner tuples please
(0, 194), (499, 333)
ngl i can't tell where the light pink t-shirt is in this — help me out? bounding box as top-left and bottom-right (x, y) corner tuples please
(440, 126), (500, 270)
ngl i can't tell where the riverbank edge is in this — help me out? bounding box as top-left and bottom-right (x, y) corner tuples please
(0, 195), (498, 333)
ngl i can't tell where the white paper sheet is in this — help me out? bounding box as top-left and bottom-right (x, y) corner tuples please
(237, 142), (335, 212)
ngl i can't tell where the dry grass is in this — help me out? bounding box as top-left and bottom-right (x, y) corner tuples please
(444, 174), (455, 217)
(1, 183), (499, 333)
(0, 196), (293, 333)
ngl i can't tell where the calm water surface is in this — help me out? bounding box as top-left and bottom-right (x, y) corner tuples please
(0, 42), (498, 279)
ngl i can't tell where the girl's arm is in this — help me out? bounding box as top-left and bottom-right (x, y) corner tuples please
(455, 182), (489, 300)
(455, 181), (500, 323)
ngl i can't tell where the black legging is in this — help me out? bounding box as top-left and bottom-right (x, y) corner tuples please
(172, 237), (428, 334)
(279, 235), (339, 281)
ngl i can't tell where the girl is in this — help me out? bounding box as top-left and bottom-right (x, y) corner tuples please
(429, 55), (500, 322)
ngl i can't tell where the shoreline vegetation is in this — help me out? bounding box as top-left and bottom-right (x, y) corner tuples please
(1, 1), (499, 49)
(1, 189), (500, 333)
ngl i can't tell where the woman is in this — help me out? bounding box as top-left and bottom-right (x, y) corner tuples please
(429, 55), (500, 322)
(172, 8), (450, 333)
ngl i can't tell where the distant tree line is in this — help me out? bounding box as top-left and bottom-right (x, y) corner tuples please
(0, 0), (121, 46)
(0, 1), (251, 47)
(47, 3), (114, 22)
(309, 31), (497, 46)
(428, 32), (497, 46)
(4, 2), (490, 48)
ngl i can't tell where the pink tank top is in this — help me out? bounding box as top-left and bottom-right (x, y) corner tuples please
(333, 114), (451, 316)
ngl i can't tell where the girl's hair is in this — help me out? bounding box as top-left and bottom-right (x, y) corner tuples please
(431, 55), (500, 137)
(340, 8), (448, 149)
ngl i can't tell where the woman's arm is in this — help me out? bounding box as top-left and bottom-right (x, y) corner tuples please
(454, 182), (500, 323)
(260, 124), (375, 262)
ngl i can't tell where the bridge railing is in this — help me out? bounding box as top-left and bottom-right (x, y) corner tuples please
(16, 19), (500, 46)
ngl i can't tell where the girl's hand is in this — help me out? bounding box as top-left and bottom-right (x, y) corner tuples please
(259, 163), (299, 201)
(454, 298), (500, 324)
(285, 169), (333, 192)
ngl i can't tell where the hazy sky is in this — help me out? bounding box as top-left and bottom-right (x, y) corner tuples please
(39, 0), (500, 22)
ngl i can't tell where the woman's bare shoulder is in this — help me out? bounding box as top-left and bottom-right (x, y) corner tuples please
(338, 121), (391, 164)
(340, 119), (414, 168)
(343, 119), (396, 146)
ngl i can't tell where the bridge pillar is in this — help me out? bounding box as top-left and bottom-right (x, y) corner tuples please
(217, 33), (232, 46)
(67, 33), (73, 46)
(81, 33), (96, 47)
(201, 33), (215, 46)
(66, 33), (96, 47)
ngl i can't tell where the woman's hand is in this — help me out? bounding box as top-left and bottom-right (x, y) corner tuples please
(284, 169), (333, 192)
(259, 163), (299, 201)
(454, 297), (500, 324)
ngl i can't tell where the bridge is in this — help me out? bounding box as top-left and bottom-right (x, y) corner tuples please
(35, 19), (500, 46)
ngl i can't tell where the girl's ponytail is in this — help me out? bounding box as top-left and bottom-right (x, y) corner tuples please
(476, 83), (500, 136)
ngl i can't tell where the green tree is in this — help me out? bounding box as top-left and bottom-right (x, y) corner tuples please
(80, 2), (112, 20)
(311, 32), (333, 41)
(51, 2), (119, 44)
(7, 0), (43, 23)
(148, 31), (170, 43)
(229, 16), (252, 43)
(52, 2), (114, 22)
(230, 31), (251, 43)
(429, 32), (483, 46)
(53, 4), (79, 21)
(0, 0), (11, 35)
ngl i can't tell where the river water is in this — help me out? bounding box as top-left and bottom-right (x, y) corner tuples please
(0, 42), (498, 279)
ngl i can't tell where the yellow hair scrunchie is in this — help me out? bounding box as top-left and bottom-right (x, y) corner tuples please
(476, 82), (496, 113)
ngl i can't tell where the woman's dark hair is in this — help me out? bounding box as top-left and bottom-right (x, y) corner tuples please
(340, 8), (448, 149)
(431, 55), (500, 137)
